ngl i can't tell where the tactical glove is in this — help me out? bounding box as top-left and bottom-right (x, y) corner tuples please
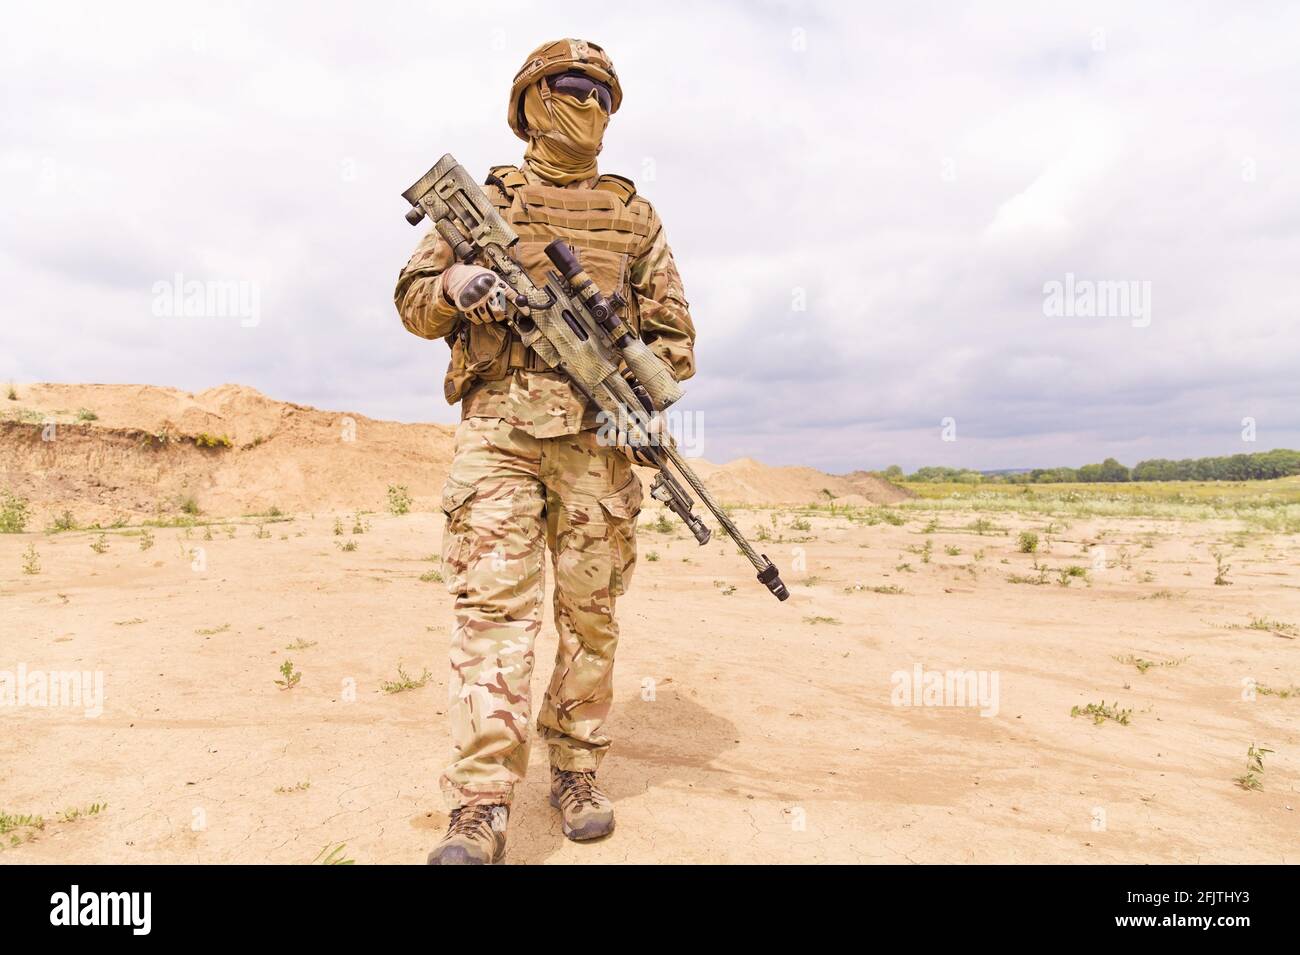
(441, 264), (511, 325)
(615, 411), (668, 466)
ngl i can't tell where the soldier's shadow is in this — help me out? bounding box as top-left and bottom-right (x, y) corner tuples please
(510, 686), (740, 865)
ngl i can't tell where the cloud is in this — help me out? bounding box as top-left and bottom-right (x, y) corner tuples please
(2, 1), (1298, 472)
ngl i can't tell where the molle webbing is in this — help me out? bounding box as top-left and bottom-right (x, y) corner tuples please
(512, 185), (650, 255)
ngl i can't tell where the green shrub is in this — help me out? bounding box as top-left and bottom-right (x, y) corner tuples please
(0, 491), (30, 533)
(387, 485), (413, 515)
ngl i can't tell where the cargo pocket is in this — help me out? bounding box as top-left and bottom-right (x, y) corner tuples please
(598, 473), (642, 596)
(440, 477), (477, 596)
(464, 321), (511, 380)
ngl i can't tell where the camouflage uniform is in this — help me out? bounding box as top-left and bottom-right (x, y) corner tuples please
(395, 159), (694, 809)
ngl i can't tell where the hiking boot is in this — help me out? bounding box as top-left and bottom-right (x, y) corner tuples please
(549, 767), (615, 842)
(426, 804), (509, 864)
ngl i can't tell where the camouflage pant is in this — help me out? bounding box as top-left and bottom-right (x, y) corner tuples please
(438, 416), (642, 808)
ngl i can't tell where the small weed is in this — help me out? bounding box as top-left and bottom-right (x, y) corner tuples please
(1211, 548), (1232, 586)
(1114, 653), (1185, 673)
(1006, 572), (1047, 585)
(1017, 531), (1039, 554)
(419, 568), (443, 582)
(387, 484), (413, 515)
(803, 615), (840, 625)
(1256, 684), (1298, 699)
(138, 528), (155, 551)
(1057, 565), (1088, 587)
(49, 510), (76, 532)
(57, 802), (108, 824)
(381, 664), (432, 695)
(1071, 700), (1132, 726)
(89, 533), (109, 554)
(275, 660), (301, 690)
(21, 543), (40, 575)
(645, 550), (660, 562)
(1235, 743), (1273, 791)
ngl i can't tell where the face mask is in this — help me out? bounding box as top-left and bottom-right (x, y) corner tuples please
(522, 80), (609, 185)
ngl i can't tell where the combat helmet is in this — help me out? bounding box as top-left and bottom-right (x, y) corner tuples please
(508, 38), (623, 141)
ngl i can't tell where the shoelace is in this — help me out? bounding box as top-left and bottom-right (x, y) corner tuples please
(556, 770), (600, 809)
(449, 805), (498, 837)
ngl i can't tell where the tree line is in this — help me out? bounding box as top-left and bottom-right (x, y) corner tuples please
(881, 449), (1300, 484)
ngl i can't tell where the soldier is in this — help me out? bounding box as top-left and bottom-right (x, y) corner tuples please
(394, 39), (695, 865)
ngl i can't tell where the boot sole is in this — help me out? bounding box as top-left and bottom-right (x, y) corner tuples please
(426, 844), (506, 865)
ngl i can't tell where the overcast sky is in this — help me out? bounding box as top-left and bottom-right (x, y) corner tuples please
(3, 1), (1297, 472)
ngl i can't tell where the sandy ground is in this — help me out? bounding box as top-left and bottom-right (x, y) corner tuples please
(2, 505), (1297, 864)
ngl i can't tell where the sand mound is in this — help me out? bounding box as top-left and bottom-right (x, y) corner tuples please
(0, 383), (909, 521)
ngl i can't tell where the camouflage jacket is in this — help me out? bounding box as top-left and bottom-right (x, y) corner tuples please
(393, 161), (695, 438)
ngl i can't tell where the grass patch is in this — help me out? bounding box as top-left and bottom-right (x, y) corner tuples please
(1246, 616), (1298, 638)
(313, 843), (355, 865)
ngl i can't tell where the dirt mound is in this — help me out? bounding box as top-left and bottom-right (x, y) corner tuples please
(687, 458), (911, 505)
(0, 383), (908, 521)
